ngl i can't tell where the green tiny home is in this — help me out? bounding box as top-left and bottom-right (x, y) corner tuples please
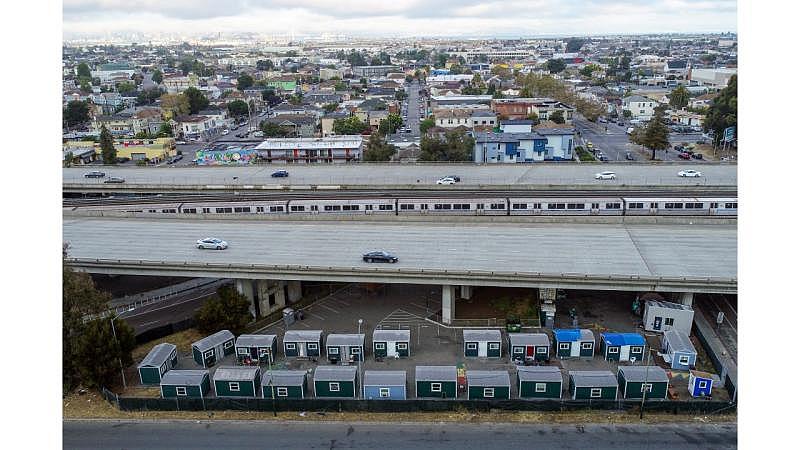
(325, 333), (366, 363)
(137, 342), (178, 385)
(191, 330), (235, 368)
(509, 333), (550, 363)
(213, 366), (261, 398)
(314, 366), (358, 398)
(517, 366), (563, 399)
(160, 370), (211, 399)
(372, 329), (411, 359)
(617, 366), (669, 400)
(283, 330), (323, 358)
(569, 371), (618, 400)
(463, 329), (502, 358)
(235, 334), (278, 364)
(261, 370), (307, 399)
(467, 370), (511, 400)
(415, 366), (458, 398)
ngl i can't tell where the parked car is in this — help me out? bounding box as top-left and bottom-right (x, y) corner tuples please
(362, 251), (398, 263)
(222, 129), (230, 135)
(84, 171), (105, 178)
(596, 152), (609, 162)
(678, 170), (703, 177)
(436, 176), (457, 185)
(271, 170), (289, 178)
(625, 152), (635, 160)
(598, 117), (607, 123)
(197, 237), (228, 250)
(174, 140), (187, 145)
(595, 171), (616, 180)
(103, 177), (125, 183)
(673, 145), (684, 151)
(692, 153), (704, 160)
(617, 121), (625, 127)
(678, 152), (692, 160)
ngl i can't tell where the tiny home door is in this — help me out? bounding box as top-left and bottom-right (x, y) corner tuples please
(215, 344), (225, 363)
(298, 342), (306, 357)
(620, 346), (630, 361)
(478, 342), (488, 357)
(386, 341), (397, 358)
(526, 346), (534, 358)
(570, 342), (580, 357)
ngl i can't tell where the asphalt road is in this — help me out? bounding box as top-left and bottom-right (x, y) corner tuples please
(117, 284), (220, 334)
(62, 420), (737, 449)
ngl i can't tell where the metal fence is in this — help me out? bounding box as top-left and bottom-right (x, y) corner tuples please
(135, 317), (195, 344)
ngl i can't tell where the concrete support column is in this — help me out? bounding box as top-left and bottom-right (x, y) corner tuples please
(275, 282), (287, 309)
(235, 279), (257, 318)
(287, 280), (302, 303)
(442, 285), (456, 325)
(255, 280), (273, 318)
(680, 292), (694, 307)
(460, 285), (472, 300)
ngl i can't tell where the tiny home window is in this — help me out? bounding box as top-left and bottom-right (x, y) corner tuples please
(679, 355), (690, 365)
(351, 347), (362, 354)
(590, 388), (602, 398)
(430, 383), (442, 392)
(328, 347), (339, 354)
(229, 382), (240, 392)
(285, 343), (296, 350)
(581, 342), (593, 350)
(237, 347), (249, 355)
(224, 341), (234, 349)
(536, 347), (547, 354)
(276, 387), (288, 397)
(203, 350), (214, 358)
(535, 383), (547, 393)
(258, 348), (270, 357)
(698, 380), (708, 389)
(513, 347), (524, 354)
(630, 346), (643, 353)
(175, 386), (187, 396)
(308, 343), (318, 350)
(640, 383), (653, 393)
(375, 343), (386, 350)
(329, 382), (340, 392)
(559, 343), (570, 350)
(608, 346), (619, 354)
(466, 343), (477, 350)
(397, 343), (407, 350)
(488, 343), (500, 350)
(665, 318), (675, 326)
(379, 388), (390, 398)
(483, 388), (495, 398)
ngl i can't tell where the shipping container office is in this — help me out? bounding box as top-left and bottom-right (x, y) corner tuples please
(508, 197), (624, 215)
(160, 370), (211, 399)
(509, 333), (550, 362)
(213, 366), (261, 398)
(660, 329), (697, 370)
(688, 370), (715, 398)
(517, 366), (563, 399)
(372, 329), (410, 358)
(553, 329), (595, 358)
(363, 370), (407, 400)
(463, 329), (502, 358)
(261, 370), (308, 399)
(325, 333), (366, 362)
(137, 342), (178, 385)
(191, 330), (235, 368)
(314, 366), (358, 398)
(643, 300), (695, 336)
(235, 334), (278, 364)
(467, 370), (511, 400)
(617, 366), (669, 400)
(599, 332), (645, 362)
(415, 366), (458, 398)
(283, 330), (323, 358)
(568, 371), (618, 400)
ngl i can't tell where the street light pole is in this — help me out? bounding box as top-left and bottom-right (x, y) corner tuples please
(110, 315), (127, 389)
(267, 351), (277, 417)
(357, 318), (363, 399)
(639, 344), (649, 419)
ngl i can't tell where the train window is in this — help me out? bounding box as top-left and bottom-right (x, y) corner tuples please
(567, 203), (585, 210)
(725, 202), (737, 209)
(332, 205), (341, 211)
(342, 205), (351, 211)
(290, 205), (305, 212)
(311, 205), (319, 211)
(324, 205), (333, 211)
(512, 203), (527, 209)
(628, 203), (642, 209)
(400, 204), (415, 210)
(234, 207), (251, 213)
(365, 205), (373, 210)
(461, 204), (469, 209)
(476, 204), (484, 209)
(256, 207), (264, 213)
(183, 208), (197, 214)
(202, 208), (211, 214)
(161, 209), (176, 213)
(148, 209), (157, 213)
(490, 203), (505, 209)
(604, 203), (621, 209)
(269, 206), (283, 212)
(547, 203), (565, 210)
(378, 204), (393, 211)
(351, 205), (360, 211)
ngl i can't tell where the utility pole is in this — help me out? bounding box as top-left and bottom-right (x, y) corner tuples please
(110, 316), (127, 389)
(357, 318), (363, 399)
(639, 344), (650, 419)
(267, 351), (276, 417)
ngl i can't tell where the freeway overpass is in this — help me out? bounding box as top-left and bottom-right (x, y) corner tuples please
(64, 217), (737, 322)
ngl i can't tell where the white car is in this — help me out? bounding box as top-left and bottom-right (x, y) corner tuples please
(222, 130), (230, 135)
(595, 171), (616, 180)
(678, 170), (703, 177)
(436, 177), (457, 185)
(196, 238), (228, 250)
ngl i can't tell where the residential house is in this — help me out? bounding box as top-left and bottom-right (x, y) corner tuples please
(162, 73), (199, 94)
(321, 111), (349, 136)
(473, 129), (575, 163)
(470, 110), (498, 130)
(90, 92), (124, 115)
(175, 115), (224, 141)
(261, 114), (317, 138)
(91, 62), (136, 83)
(491, 98), (574, 123)
(352, 65), (401, 77)
(622, 95), (658, 120)
(434, 109), (473, 129)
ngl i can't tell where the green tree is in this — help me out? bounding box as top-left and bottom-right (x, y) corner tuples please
(623, 109), (632, 119)
(99, 125), (116, 164)
(261, 88), (281, 106)
(395, 90), (407, 101)
(73, 317), (136, 388)
(151, 69), (163, 84)
(630, 107), (670, 160)
(227, 99), (250, 117)
(363, 132), (396, 161)
(419, 117), (436, 134)
(525, 112), (540, 124)
(549, 110), (565, 124)
(136, 87), (163, 106)
(79, 79), (92, 93)
(546, 59), (566, 74)
(237, 73), (254, 91)
(195, 285), (252, 335)
(419, 130), (474, 162)
(179, 59), (192, 76)
(333, 116), (368, 135)
(322, 103), (339, 113)
(64, 100), (91, 128)
(260, 121), (292, 137)
(378, 113), (403, 135)
(76, 62), (92, 79)
(116, 81), (136, 95)
(669, 85), (691, 109)
(184, 87), (209, 114)
(156, 122), (173, 137)
(703, 75), (737, 145)
(580, 64), (602, 78)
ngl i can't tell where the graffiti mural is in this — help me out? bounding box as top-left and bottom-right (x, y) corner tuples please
(195, 148), (258, 165)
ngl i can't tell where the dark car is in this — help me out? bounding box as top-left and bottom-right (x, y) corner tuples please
(692, 153), (704, 160)
(84, 171), (105, 178)
(617, 121), (625, 126)
(103, 176), (125, 183)
(673, 145), (684, 151)
(362, 251), (398, 263)
(271, 170), (289, 178)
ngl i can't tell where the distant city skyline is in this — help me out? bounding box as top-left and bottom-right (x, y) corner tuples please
(64, 0), (737, 39)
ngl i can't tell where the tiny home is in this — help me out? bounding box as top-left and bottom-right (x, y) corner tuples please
(160, 370), (211, 399)
(213, 366), (261, 398)
(509, 333), (550, 362)
(661, 329), (698, 370)
(569, 371), (618, 400)
(617, 366), (669, 400)
(463, 329), (502, 358)
(314, 366), (358, 398)
(372, 329), (411, 359)
(643, 300), (695, 335)
(137, 342), (178, 385)
(325, 333), (366, 362)
(467, 370), (511, 400)
(261, 370), (308, 399)
(599, 332), (646, 362)
(363, 370), (407, 400)
(553, 329), (595, 359)
(192, 330), (235, 368)
(688, 370), (715, 398)
(283, 330), (323, 358)
(517, 366), (563, 399)
(415, 366), (458, 398)
(235, 334), (278, 364)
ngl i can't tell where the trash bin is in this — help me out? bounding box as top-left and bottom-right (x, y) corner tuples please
(282, 307), (296, 326)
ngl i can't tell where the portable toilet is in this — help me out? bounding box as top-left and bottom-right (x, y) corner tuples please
(688, 370), (715, 398)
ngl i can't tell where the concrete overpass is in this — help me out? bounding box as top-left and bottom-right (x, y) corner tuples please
(63, 217), (737, 322)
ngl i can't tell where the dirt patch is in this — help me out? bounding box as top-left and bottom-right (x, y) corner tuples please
(456, 287), (538, 320)
(132, 328), (204, 362)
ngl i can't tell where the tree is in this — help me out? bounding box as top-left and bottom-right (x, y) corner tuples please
(179, 59), (192, 76)
(183, 87), (209, 114)
(151, 69), (163, 84)
(630, 107), (670, 160)
(195, 285), (252, 335)
(378, 113), (403, 135)
(261, 88), (281, 106)
(237, 73), (254, 91)
(580, 63), (602, 78)
(260, 121), (292, 137)
(419, 130), (474, 162)
(99, 125), (116, 164)
(363, 132), (396, 161)
(703, 75), (737, 145)
(419, 117), (436, 134)
(546, 59), (566, 74)
(322, 103), (339, 113)
(116, 81), (136, 95)
(333, 116), (368, 135)
(156, 122), (173, 137)
(64, 101), (90, 128)
(623, 109), (632, 119)
(79, 79), (92, 93)
(76, 62), (91, 79)
(73, 317), (136, 388)
(227, 99), (249, 117)
(256, 59), (274, 71)
(526, 112), (540, 124)
(159, 93), (190, 119)
(136, 87), (163, 106)
(395, 90), (407, 101)
(549, 110), (565, 124)
(669, 85), (691, 109)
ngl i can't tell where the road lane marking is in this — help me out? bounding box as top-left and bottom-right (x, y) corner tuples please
(319, 304), (340, 314)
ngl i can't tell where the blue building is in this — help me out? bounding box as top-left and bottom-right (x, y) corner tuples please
(688, 370), (715, 397)
(660, 329), (697, 370)
(553, 329), (595, 359)
(363, 370), (407, 400)
(473, 129), (575, 163)
(599, 332), (646, 362)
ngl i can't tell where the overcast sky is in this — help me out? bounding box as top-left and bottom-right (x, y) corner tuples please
(63, 0), (737, 37)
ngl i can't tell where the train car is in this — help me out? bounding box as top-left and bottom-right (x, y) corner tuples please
(177, 200), (290, 215)
(286, 198), (396, 215)
(509, 197), (624, 216)
(697, 197), (738, 216)
(72, 202), (185, 214)
(623, 197), (737, 216)
(395, 198), (508, 216)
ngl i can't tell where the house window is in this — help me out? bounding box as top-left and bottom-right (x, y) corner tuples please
(379, 388), (390, 398)
(328, 347), (339, 354)
(224, 341), (233, 349)
(630, 346), (643, 354)
(203, 350), (214, 358)
(536, 347), (547, 354)
(351, 347), (362, 354)
(559, 343), (570, 350)
(581, 343), (593, 350)
(229, 382), (240, 392)
(608, 346), (619, 354)
(535, 383), (547, 393)
(590, 388), (602, 398)
(308, 343), (318, 350)
(276, 387), (288, 397)
(285, 343), (296, 350)
(513, 347), (524, 354)
(665, 318), (675, 326)
(483, 388), (495, 398)
(329, 382), (340, 392)
(375, 343), (386, 350)
(175, 386), (187, 396)
(679, 355), (690, 365)
(488, 343), (499, 350)
(237, 347), (249, 355)
(466, 343), (477, 350)
(640, 383), (653, 393)
(430, 383), (442, 392)
(258, 348), (270, 358)
(397, 343), (407, 350)
(698, 380), (708, 389)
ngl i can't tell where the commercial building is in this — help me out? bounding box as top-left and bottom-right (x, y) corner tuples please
(254, 136), (363, 163)
(472, 129), (575, 163)
(352, 65), (401, 77)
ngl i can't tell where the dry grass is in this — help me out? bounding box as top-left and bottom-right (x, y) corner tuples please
(131, 328), (205, 361)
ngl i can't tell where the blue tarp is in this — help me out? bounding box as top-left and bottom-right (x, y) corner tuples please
(553, 329), (581, 342)
(601, 333), (645, 347)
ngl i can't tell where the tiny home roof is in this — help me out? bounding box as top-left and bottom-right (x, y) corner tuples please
(284, 330), (323, 342)
(569, 371), (617, 387)
(160, 370), (209, 385)
(601, 332), (645, 346)
(618, 366), (669, 383)
(509, 333), (550, 347)
(517, 366), (563, 383)
(373, 329), (410, 341)
(466, 370), (511, 387)
(138, 343), (176, 369)
(363, 370), (407, 386)
(553, 329), (594, 342)
(415, 366), (457, 382)
(314, 366), (358, 381)
(213, 366), (260, 382)
(192, 330), (235, 352)
(663, 329), (697, 354)
(325, 333), (365, 347)
(261, 370), (307, 386)
(463, 329), (502, 341)
(646, 300), (693, 312)
(235, 334), (276, 347)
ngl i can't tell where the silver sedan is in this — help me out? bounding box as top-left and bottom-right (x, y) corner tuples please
(196, 238), (228, 250)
